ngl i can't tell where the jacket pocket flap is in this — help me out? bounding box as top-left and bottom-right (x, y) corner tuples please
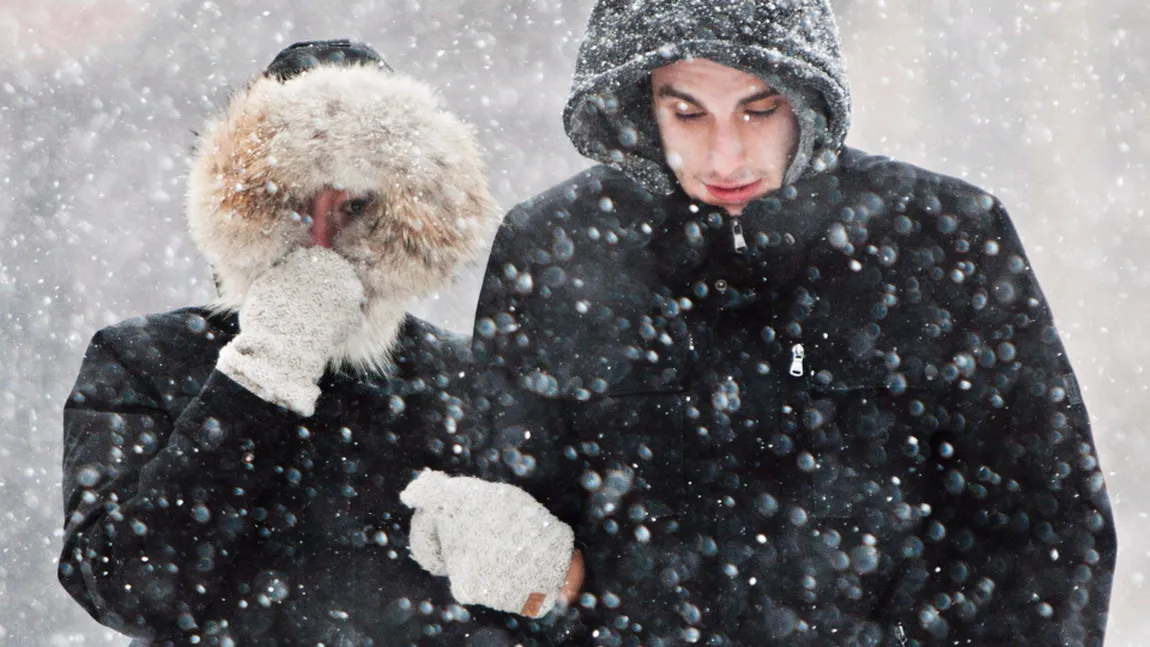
(601, 364), (687, 397)
(805, 355), (937, 393)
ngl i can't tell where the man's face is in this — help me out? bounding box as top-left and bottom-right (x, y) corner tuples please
(651, 58), (800, 215)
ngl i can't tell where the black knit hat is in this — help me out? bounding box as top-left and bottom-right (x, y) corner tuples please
(265, 39), (391, 82)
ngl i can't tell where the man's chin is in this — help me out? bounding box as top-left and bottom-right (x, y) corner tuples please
(683, 178), (777, 215)
(688, 190), (765, 216)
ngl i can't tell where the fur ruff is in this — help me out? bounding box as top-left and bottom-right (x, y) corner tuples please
(186, 64), (497, 374)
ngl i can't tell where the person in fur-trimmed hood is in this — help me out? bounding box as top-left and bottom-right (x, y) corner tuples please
(58, 40), (578, 646)
(451, 1), (1118, 645)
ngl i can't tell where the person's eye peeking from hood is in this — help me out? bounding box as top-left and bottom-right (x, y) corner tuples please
(295, 189), (380, 249)
(652, 58), (800, 215)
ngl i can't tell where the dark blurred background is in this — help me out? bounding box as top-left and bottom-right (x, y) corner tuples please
(1, 0), (1146, 644)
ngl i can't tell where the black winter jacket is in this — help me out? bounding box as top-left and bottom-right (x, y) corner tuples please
(59, 307), (524, 646)
(472, 149), (1117, 646)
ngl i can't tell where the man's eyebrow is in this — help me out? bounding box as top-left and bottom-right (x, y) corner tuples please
(655, 86), (703, 107)
(738, 88), (782, 105)
(655, 85), (781, 108)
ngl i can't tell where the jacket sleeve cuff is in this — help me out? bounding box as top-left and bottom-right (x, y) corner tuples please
(215, 341), (321, 417)
(176, 369), (314, 453)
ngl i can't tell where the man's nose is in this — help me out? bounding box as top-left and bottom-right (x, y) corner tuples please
(707, 122), (747, 179)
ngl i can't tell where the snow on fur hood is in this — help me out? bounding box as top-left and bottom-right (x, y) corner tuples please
(564, 0), (851, 193)
(185, 63), (496, 372)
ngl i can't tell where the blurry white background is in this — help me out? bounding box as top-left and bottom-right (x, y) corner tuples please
(1, 0), (1146, 644)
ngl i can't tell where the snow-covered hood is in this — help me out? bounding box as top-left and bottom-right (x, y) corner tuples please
(564, 0), (851, 193)
(186, 63), (496, 372)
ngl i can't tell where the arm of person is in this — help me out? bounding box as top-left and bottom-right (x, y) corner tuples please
(881, 203), (1117, 644)
(473, 205), (592, 607)
(399, 204), (590, 619)
(59, 325), (312, 642)
(61, 249), (367, 640)
(470, 204), (592, 527)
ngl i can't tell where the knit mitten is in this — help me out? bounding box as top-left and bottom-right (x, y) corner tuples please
(217, 247), (364, 416)
(400, 469), (575, 618)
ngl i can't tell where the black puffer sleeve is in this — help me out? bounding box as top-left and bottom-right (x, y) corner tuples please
(59, 323), (306, 643)
(882, 202), (1117, 646)
(470, 204), (585, 533)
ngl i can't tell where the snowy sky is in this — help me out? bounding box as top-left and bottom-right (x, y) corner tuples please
(1, 0), (1147, 644)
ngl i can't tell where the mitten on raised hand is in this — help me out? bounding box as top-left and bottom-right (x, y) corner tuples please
(400, 469), (575, 618)
(216, 247), (365, 416)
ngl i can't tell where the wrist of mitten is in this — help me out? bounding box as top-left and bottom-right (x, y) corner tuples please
(400, 470), (577, 617)
(216, 331), (327, 416)
(444, 516), (574, 617)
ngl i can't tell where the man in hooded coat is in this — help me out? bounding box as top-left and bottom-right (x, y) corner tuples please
(409, 2), (1118, 646)
(57, 41), (580, 646)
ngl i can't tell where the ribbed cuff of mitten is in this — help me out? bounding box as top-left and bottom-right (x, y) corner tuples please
(457, 521), (574, 617)
(216, 335), (322, 417)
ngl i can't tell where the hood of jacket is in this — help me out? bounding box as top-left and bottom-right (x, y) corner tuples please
(186, 63), (496, 373)
(564, 0), (851, 194)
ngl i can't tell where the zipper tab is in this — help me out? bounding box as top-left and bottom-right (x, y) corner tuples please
(895, 623), (908, 646)
(789, 343), (805, 377)
(731, 218), (747, 253)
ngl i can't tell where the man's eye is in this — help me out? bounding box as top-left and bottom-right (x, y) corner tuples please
(745, 106), (780, 119)
(670, 100), (705, 120)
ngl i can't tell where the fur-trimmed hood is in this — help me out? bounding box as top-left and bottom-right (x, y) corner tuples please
(564, 0), (851, 194)
(186, 63), (496, 373)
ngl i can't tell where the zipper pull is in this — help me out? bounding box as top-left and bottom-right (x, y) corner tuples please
(895, 623), (908, 646)
(731, 219), (747, 253)
(789, 343), (805, 377)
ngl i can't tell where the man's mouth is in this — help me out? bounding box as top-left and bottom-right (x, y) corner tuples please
(704, 180), (764, 204)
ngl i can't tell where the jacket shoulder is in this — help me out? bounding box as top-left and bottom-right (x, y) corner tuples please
(90, 306), (234, 363)
(396, 316), (470, 364)
(501, 164), (659, 232)
(68, 307), (232, 415)
(827, 148), (1020, 256)
(838, 148), (1003, 213)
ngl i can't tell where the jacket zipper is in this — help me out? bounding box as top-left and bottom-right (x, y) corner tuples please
(895, 623), (907, 646)
(731, 216), (747, 253)
(789, 343), (805, 377)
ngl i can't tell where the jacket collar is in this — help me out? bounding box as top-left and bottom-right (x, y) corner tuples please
(642, 148), (861, 309)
